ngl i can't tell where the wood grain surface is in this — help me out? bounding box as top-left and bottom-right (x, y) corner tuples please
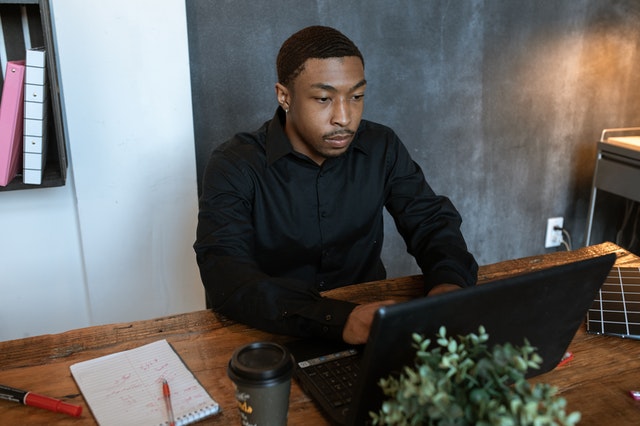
(1, 242), (638, 425)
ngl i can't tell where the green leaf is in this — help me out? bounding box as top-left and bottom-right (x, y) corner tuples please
(371, 326), (580, 425)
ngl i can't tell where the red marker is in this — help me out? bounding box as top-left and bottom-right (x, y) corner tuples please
(557, 351), (574, 367)
(0, 384), (82, 417)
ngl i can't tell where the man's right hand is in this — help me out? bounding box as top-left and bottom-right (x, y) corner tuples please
(342, 300), (396, 345)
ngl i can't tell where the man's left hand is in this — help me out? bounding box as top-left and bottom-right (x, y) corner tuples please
(427, 283), (462, 297)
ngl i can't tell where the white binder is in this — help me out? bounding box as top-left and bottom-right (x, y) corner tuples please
(22, 47), (48, 185)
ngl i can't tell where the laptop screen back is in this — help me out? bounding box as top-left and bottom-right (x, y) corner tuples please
(347, 253), (615, 425)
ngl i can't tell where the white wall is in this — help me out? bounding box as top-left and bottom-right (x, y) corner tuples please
(0, 183), (89, 340)
(0, 0), (204, 341)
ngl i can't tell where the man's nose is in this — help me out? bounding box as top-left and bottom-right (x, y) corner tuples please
(331, 99), (351, 126)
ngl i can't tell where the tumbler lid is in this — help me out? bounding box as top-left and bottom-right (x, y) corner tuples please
(228, 341), (294, 385)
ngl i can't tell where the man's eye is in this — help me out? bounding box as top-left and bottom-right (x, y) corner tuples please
(352, 94), (365, 101)
(316, 97), (329, 103)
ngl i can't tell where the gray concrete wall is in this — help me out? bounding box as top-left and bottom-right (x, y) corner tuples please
(186, 0), (640, 275)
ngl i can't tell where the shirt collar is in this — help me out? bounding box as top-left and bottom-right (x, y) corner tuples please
(265, 107), (370, 166)
(266, 107), (293, 165)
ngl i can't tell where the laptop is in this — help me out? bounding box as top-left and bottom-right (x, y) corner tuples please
(286, 253), (616, 425)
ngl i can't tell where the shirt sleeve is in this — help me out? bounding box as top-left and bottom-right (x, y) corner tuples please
(194, 148), (357, 340)
(384, 135), (479, 293)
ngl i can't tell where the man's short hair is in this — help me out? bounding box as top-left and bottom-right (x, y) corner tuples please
(276, 26), (364, 87)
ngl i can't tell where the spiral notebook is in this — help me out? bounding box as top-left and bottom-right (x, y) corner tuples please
(70, 339), (220, 426)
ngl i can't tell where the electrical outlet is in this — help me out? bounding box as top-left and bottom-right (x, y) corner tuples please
(545, 217), (564, 248)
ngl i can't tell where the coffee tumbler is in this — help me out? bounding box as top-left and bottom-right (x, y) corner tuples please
(228, 341), (294, 426)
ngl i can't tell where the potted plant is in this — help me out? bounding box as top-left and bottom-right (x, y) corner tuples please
(370, 326), (580, 425)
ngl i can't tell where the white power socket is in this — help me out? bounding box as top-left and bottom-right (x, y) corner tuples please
(545, 217), (564, 248)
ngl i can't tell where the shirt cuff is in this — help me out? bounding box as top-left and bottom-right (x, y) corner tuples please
(314, 298), (358, 340)
(423, 268), (469, 294)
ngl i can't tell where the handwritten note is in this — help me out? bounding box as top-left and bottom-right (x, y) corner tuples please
(70, 339), (220, 426)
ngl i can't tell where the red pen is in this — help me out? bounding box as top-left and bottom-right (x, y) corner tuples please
(162, 379), (176, 426)
(0, 384), (82, 417)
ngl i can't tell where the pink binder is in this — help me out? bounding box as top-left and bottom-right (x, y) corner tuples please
(0, 60), (26, 186)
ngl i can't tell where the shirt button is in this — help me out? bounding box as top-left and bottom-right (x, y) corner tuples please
(325, 314), (333, 322)
(322, 326), (329, 333)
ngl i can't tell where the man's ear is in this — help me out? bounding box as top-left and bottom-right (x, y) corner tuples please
(275, 83), (290, 112)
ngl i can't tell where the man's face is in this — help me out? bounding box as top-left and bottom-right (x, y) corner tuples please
(276, 56), (366, 165)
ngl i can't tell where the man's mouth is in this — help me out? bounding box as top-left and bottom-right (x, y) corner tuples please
(324, 131), (354, 148)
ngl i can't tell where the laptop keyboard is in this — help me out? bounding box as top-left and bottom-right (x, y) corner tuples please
(297, 348), (361, 408)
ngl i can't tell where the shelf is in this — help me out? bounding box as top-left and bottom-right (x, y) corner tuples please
(0, 1), (38, 5)
(0, 1), (68, 192)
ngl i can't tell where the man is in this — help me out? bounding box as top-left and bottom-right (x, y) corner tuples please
(194, 26), (478, 345)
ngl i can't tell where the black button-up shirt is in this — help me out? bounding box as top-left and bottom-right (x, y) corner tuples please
(194, 108), (477, 340)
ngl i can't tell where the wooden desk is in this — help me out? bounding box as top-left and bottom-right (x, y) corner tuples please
(1, 242), (639, 425)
